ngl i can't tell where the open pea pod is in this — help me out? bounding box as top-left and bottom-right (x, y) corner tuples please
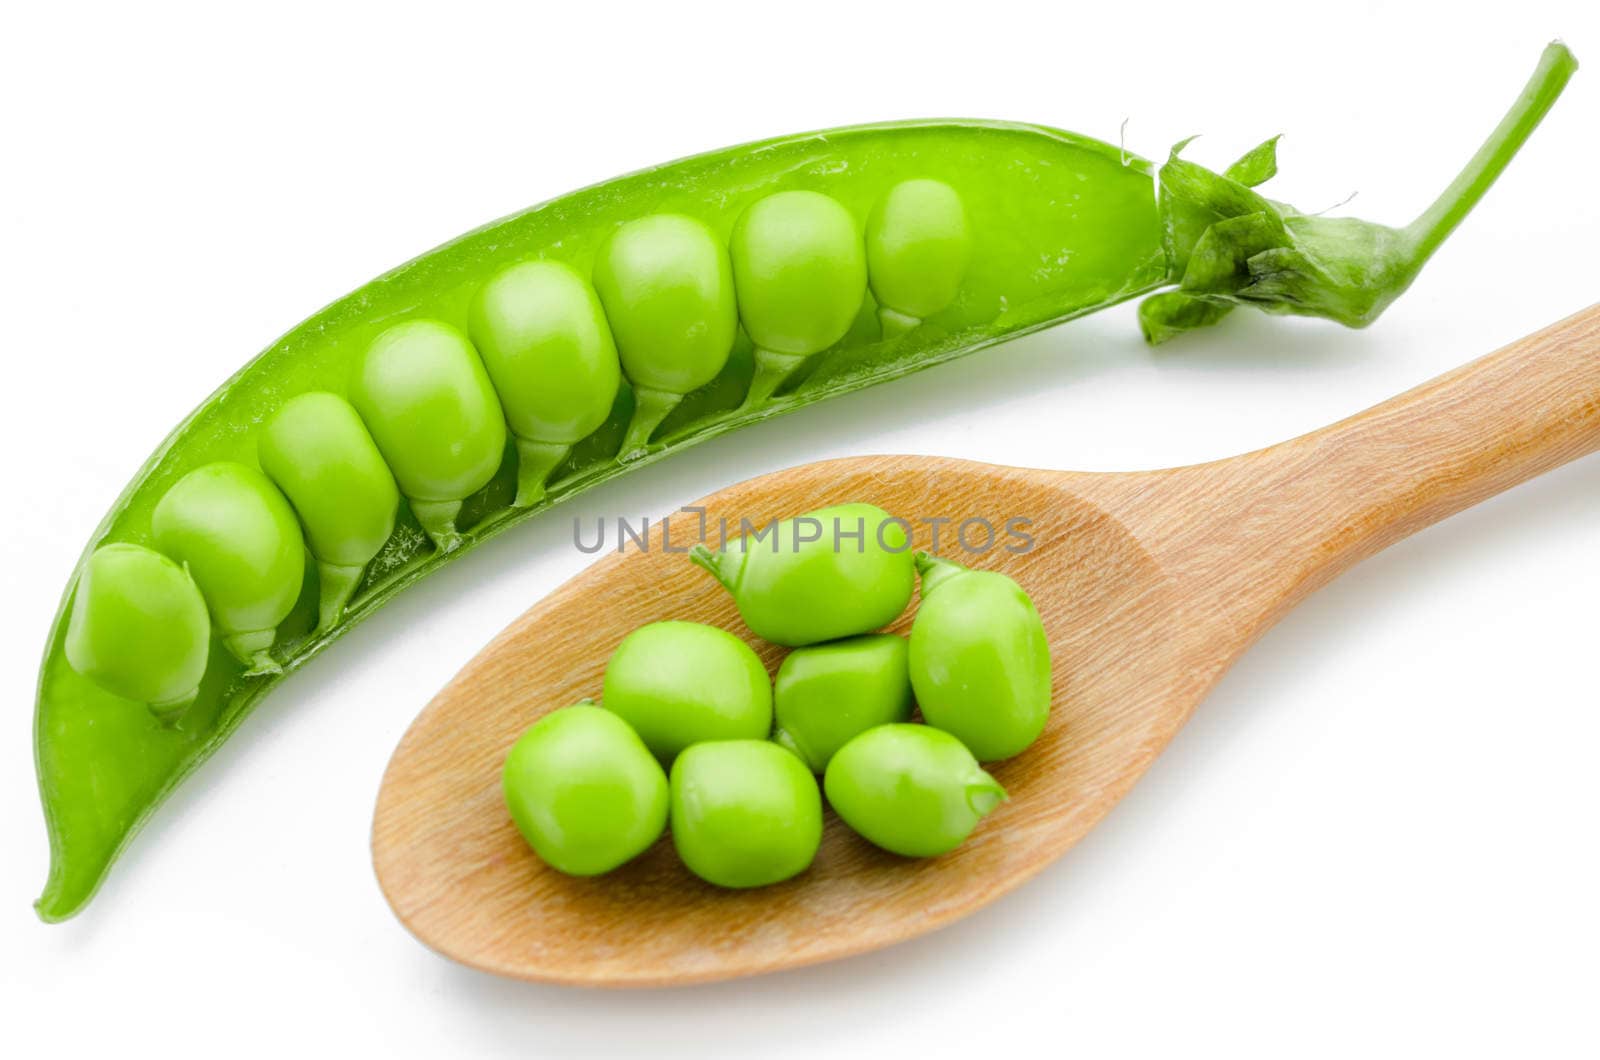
(34, 43), (1576, 921)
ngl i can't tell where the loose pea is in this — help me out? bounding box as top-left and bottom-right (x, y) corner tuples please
(591, 214), (738, 457)
(502, 702), (669, 877)
(670, 740), (822, 888)
(690, 502), (913, 647)
(865, 179), (970, 335)
(348, 319), (507, 553)
(468, 261), (621, 507)
(64, 544), (211, 721)
(601, 621), (772, 761)
(258, 391), (399, 632)
(151, 462), (305, 674)
(825, 724), (1006, 858)
(772, 634), (912, 772)
(729, 190), (867, 406)
(909, 553), (1052, 761)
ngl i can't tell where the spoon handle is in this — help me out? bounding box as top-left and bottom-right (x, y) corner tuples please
(1120, 303), (1600, 638)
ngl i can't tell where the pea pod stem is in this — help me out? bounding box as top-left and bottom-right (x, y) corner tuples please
(1403, 41), (1578, 263)
(512, 438), (572, 509)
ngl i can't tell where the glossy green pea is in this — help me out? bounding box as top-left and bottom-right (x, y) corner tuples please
(468, 261), (622, 507)
(501, 702), (669, 877)
(592, 214), (738, 457)
(258, 391), (399, 632)
(909, 553), (1052, 761)
(601, 621), (772, 761)
(349, 319), (507, 553)
(151, 462), (304, 674)
(772, 634), (912, 772)
(670, 739), (822, 888)
(825, 724), (1006, 858)
(866, 179), (970, 335)
(691, 502), (914, 647)
(729, 190), (868, 406)
(64, 544), (211, 721)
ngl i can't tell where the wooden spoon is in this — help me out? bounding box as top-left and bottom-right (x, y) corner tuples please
(373, 304), (1600, 987)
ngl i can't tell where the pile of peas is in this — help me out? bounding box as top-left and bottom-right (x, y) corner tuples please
(64, 181), (970, 721)
(501, 502), (1052, 887)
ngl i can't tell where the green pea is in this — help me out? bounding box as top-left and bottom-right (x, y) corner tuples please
(670, 739), (822, 888)
(348, 319), (507, 553)
(909, 553), (1052, 761)
(865, 179), (970, 335)
(501, 702), (669, 877)
(825, 724), (1006, 858)
(772, 634), (912, 772)
(468, 261), (622, 507)
(729, 190), (867, 406)
(258, 391), (399, 632)
(601, 621), (772, 761)
(591, 214), (738, 457)
(64, 544), (211, 721)
(151, 462), (305, 674)
(690, 502), (913, 647)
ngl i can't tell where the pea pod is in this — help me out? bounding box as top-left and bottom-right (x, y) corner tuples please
(33, 44), (1574, 921)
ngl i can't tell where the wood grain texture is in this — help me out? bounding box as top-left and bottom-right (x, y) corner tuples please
(373, 304), (1600, 987)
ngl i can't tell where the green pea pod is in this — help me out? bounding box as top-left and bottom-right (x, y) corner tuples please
(32, 43), (1575, 921)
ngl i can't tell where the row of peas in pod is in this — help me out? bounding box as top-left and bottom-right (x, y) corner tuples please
(501, 502), (1052, 887)
(64, 182), (971, 722)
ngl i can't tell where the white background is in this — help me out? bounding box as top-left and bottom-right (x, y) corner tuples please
(3, 2), (1597, 1056)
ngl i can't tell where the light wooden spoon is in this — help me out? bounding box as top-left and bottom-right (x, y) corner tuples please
(373, 304), (1600, 988)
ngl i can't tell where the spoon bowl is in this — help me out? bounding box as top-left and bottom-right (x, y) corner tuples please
(373, 305), (1600, 986)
